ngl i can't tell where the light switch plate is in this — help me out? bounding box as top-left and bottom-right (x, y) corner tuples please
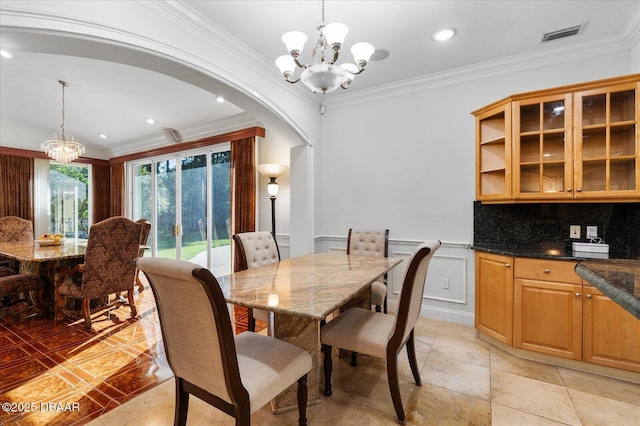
(586, 226), (598, 238)
(570, 225), (580, 239)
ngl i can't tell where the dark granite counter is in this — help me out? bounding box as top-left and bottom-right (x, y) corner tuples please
(473, 243), (636, 261)
(575, 260), (640, 320)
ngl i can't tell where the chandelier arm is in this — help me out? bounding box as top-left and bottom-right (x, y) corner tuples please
(293, 57), (310, 69)
(351, 66), (367, 76)
(285, 76), (301, 84)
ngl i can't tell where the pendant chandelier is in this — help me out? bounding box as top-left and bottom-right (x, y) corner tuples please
(275, 0), (375, 94)
(41, 80), (85, 163)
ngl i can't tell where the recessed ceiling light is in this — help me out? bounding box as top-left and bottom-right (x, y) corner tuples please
(146, 117), (156, 124)
(216, 95), (225, 103)
(98, 133), (108, 139)
(370, 49), (390, 61)
(432, 28), (456, 42)
(0, 50), (13, 59)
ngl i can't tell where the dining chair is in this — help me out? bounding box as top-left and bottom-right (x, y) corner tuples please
(134, 218), (151, 292)
(321, 240), (441, 422)
(232, 231), (280, 335)
(347, 229), (390, 313)
(0, 274), (45, 314)
(0, 216), (35, 277)
(55, 216), (143, 330)
(136, 257), (312, 426)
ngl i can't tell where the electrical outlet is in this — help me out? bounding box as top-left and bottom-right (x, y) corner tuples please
(570, 225), (580, 239)
(441, 277), (450, 289)
(586, 226), (598, 238)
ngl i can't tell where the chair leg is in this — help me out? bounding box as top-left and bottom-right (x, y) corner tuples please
(174, 378), (189, 426)
(55, 291), (65, 323)
(247, 308), (256, 332)
(297, 374), (308, 426)
(383, 296), (388, 314)
(387, 354), (405, 422)
(406, 329), (422, 386)
(127, 289), (138, 318)
(322, 344), (333, 396)
(350, 351), (358, 367)
(35, 288), (45, 317)
(135, 269), (144, 292)
(81, 298), (92, 330)
(375, 304), (382, 313)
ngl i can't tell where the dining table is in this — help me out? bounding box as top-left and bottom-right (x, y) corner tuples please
(216, 252), (403, 413)
(0, 239), (87, 314)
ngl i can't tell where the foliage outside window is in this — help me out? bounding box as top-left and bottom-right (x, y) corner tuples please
(49, 164), (89, 238)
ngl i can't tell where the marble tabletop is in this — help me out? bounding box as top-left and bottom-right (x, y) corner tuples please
(216, 253), (403, 321)
(0, 239), (87, 262)
(575, 259), (640, 320)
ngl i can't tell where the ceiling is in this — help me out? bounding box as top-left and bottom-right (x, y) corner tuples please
(1, 1), (638, 158)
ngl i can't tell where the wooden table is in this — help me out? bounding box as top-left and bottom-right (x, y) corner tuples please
(0, 239), (87, 314)
(216, 252), (403, 413)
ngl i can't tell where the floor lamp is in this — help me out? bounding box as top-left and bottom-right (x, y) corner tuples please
(257, 164), (289, 238)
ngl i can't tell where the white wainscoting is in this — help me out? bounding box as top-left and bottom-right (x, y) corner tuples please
(317, 236), (475, 326)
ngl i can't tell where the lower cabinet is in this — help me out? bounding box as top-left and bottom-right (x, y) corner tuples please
(583, 285), (640, 372)
(476, 253), (640, 373)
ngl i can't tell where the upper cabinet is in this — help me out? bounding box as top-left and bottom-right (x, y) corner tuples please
(473, 75), (640, 202)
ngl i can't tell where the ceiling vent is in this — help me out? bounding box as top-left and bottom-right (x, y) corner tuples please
(541, 24), (585, 43)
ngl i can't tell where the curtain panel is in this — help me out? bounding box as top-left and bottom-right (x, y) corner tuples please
(230, 136), (256, 272)
(0, 154), (34, 221)
(92, 164), (111, 223)
(110, 162), (125, 217)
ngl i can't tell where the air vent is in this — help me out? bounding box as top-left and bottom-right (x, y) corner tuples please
(541, 24), (584, 43)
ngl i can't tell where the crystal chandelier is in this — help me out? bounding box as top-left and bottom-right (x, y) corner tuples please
(275, 0), (375, 94)
(41, 80), (85, 163)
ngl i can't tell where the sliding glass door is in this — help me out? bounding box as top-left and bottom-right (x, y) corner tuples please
(129, 146), (231, 276)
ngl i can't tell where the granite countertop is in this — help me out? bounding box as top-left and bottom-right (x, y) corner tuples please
(473, 242), (638, 261)
(575, 259), (640, 320)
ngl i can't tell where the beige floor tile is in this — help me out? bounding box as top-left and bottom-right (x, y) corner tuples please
(491, 371), (581, 425)
(491, 402), (568, 425)
(429, 334), (491, 367)
(559, 367), (640, 406)
(568, 388), (640, 426)
(345, 344), (430, 380)
(420, 318), (480, 342)
(423, 353), (490, 400)
(405, 383), (491, 425)
(490, 345), (564, 385)
(309, 394), (399, 425)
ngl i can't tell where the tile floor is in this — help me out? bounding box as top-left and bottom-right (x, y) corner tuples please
(1, 284), (639, 425)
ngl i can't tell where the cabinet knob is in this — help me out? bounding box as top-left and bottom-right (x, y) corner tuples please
(544, 269), (550, 273)
(567, 187), (572, 192)
(575, 292), (581, 297)
(505, 263), (511, 268)
(577, 187), (583, 192)
(586, 294), (592, 299)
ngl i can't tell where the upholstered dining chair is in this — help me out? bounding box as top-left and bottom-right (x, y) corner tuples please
(0, 216), (35, 277)
(233, 231), (281, 335)
(134, 218), (151, 292)
(55, 217), (142, 330)
(0, 274), (45, 314)
(136, 257), (312, 426)
(347, 229), (390, 313)
(321, 240), (441, 422)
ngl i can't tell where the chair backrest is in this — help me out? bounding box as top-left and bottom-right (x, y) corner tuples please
(347, 229), (389, 258)
(233, 231), (281, 270)
(390, 241), (441, 349)
(136, 257), (246, 407)
(0, 216), (34, 242)
(81, 216), (143, 298)
(136, 218), (151, 257)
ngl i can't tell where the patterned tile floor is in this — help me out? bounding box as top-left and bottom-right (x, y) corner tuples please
(2, 283), (640, 425)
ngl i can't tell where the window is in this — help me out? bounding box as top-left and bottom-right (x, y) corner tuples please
(49, 163), (90, 238)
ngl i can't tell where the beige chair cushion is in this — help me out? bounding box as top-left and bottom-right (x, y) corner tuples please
(321, 307), (395, 359)
(370, 281), (387, 306)
(348, 230), (387, 257)
(236, 332), (312, 413)
(236, 232), (279, 269)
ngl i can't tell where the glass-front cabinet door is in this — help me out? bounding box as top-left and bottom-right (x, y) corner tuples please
(574, 82), (639, 198)
(512, 94), (573, 199)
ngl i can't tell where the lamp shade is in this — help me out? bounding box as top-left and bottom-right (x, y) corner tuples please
(300, 63), (348, 93)
(351, 42), (375, 64)
(275, 55), (296, 75)
(323, 23), (349, 46)
(282, 31), (308, 54)
(258, 164), (289, 178)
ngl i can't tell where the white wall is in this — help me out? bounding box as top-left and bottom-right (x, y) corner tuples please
(315, 50), (635, 325)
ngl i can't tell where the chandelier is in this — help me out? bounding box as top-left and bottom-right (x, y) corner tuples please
(41, 80), (85, 163)
(275, 0), (375, 94)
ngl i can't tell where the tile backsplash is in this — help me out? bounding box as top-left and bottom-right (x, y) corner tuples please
(474, 202), (640, 258)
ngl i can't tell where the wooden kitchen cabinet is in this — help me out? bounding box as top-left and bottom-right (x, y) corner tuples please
(573, 82), (640, 198)
(474, 74), (640, 202)
(475, 252), (513, 345)
(514, 258), (582, 360)
(583, 285), (640, 372)
(475, 101), (511, 201)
